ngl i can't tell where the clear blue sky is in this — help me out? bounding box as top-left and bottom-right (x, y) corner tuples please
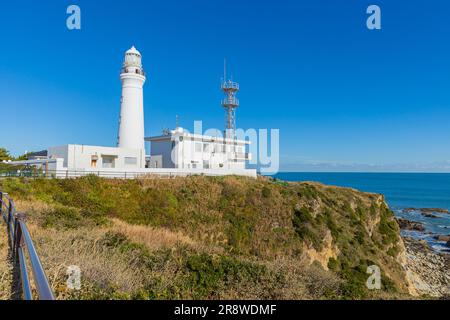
(1, 0), (450, 172)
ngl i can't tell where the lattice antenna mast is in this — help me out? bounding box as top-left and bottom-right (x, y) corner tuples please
(221, 59), (239, 140)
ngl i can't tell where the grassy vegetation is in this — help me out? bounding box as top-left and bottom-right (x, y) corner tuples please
(0, 175), (410, 300)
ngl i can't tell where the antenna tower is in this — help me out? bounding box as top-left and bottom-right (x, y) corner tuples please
(221, 60), (239, 140)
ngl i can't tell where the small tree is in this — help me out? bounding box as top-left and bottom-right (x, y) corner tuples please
(0, 148), (12, 161)
(14, 152), (32, 161)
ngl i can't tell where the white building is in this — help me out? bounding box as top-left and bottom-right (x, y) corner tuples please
(48, 145), (145, 171)
(11, 46), (257, 178)
(146, 127), (251, 170)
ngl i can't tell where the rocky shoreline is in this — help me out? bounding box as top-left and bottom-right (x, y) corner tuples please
(395, 207), (449, 298)
(396, 207), (450, 252)
(403, 237), (450, 298)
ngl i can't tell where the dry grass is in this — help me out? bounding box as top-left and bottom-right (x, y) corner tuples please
(13, 199), (52, 226)
(110, 218), (196, 251)
(27, 225), (149, 299)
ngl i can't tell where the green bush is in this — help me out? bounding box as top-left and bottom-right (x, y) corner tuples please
(293, 206), (314, 224)
(327, 258), (340, 272)
(43, 206), (82, 229)
(225, 213), (254, 253)
(323, 210), (339, 240)
(378, 208), (399, 245)
(42, 205), (108, 230)
(339, 263), (369, 299)
(292, 206), (322, 249)
(261, 186), (271, 198)
(2, 178), (32, 198)
(185, 253), (266, 299)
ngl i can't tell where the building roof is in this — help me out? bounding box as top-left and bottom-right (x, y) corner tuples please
(145, 128), (250, 145)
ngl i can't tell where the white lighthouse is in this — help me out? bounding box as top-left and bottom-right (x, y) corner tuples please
(117, 46), (146, 159)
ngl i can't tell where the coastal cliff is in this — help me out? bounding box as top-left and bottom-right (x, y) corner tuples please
(0, 175), (447, 299)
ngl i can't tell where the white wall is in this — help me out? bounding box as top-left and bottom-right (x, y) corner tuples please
(48, 145), (144, 170)
(148, 131), (250, 171)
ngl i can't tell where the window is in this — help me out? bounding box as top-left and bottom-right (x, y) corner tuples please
(203, 160), (210, 169)
(195, 143), (202, 153)
(203, 143), (210, 152)
(124, 157), (137, 165)
(102, 156), (115, 168)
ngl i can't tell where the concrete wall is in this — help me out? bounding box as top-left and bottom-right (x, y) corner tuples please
(48, 145), (145, 170)
(150, 140), (175, 168)
(47, 145), (69, 167)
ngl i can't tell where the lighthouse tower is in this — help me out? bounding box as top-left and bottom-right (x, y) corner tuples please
(117, 46), (146, 164)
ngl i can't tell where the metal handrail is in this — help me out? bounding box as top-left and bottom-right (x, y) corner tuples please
(0, 192), (55, 300)
(121, 67), (145, 77)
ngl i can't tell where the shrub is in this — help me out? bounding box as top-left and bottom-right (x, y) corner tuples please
(225, 213), (254, 253)
(323, 210), (339, 240)
(293, 206), (314, 224)
(261, 186), (271, 198)
(327, 258), (340, 272)
(185, 253), (266, 299)
(339, 263), (369, 299)
(292, 206), (322, 249)
(2, 178), (32, 198)
(43, 206), (83, 229)
(378, 208), (399, 245)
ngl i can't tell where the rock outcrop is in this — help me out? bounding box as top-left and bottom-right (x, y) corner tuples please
(396, 217), (425, 232)
(302, 230), (339, 271)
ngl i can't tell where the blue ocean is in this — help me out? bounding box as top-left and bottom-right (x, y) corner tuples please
(272, 173), (450, 253)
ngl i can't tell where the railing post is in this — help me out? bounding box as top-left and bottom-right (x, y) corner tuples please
(8, 200), (13, 227)
(13, 214), (24, 261)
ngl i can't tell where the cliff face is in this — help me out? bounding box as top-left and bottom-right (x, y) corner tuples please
(1, 176), (414, 299)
